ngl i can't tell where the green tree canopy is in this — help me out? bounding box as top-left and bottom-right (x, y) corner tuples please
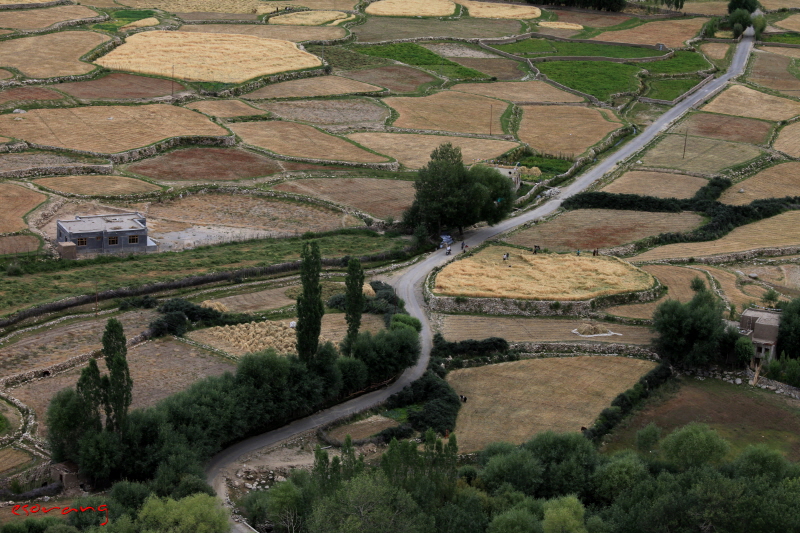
(660, 422), (730, 470)
(103, 318), (132, 433)
(343, 258), (365, 355)
(296, 240), (324, 362)
(136, 493), (229, 533)
(777, 297), (800, 358)
(728, 0), (757, 13)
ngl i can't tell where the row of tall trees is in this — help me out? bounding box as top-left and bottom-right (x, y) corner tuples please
(523, 0), (626, 12)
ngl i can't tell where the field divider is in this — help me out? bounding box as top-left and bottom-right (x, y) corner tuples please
(0, 0), (70, 9)
(639, 73), (714, 106)
(240, 142), (399, 171)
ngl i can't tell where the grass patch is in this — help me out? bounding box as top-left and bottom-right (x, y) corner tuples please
(358, 43), (488, 79)
(572, 17), (645, 39)
(92, 9), (157, 32)
(644, 51), (712, 75)
(494, 38), (663, 59)
(519, 154), (573, 178)
(646, 77), (701, 101)
(306, 45), (393, 71)
(762, 33), (800, 45)
(537, 61), (641, 101)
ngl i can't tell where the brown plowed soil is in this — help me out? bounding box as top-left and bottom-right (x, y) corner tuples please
(749, 51), (800, 97)
(256, 98), (389, 126)
(126, 147), (284, 181)
(57, 73), (189, 100)
(602, 170), (707, 199)
(175, 11), (259, 20)
(338, 66), (437, 93)
(352, 16), (521, 42)
(673, 112), (772, 145)
(243, 76), (382, 100)
(273, 177), (415, 218)
(0, 87), (64, 105)
(0, 235), (38, 255)
(449, 57), (525, 80)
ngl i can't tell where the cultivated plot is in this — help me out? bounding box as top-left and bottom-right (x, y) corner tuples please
(0, 31), (108, 79)
(125, 147), (285, 181)
(633, 211), (800, 261)
(34, 175), (161, 196)
(257, 98), (390, 126)
(329, 415), (398, 442)
(508, 209), (703, 252)
(0, 105), (228, 155)
(242, 76), (382, 99)
(517, 105), (622, 157)
(773, 122), (800, 158)
(351, 16), (521, 42)
(671, 112), (772, 145)
(639, 134), (763, 174)
(775, 13), (800, 31)
(737, 263), (800, 293)
(719, 162), (800, 205)
(186, 99), (267, 118)
(701, 84), (800, 122)
(345, 132), (518, 168)
(0, 87), (64, 106)
(178, 23), (346, 42)
(748, 50), (800, 97)
(453, 0), (540, 18)
(0, 182), (46, 233)
(56, 73), (189, 101)
(338, 66), (437, 93)
(682, 1), (728, 15)
(0, 235), (38, 255)
(231, 121), (390, 163)
(0, 5), (99, 31)
(0, 151), (109, 175)
(447, 356), (657, 452)
(591, 17), (707, 48)
(758, 46), (800, 60)
(601, 170), (707, 199)
(120, 17), (159, 30)
(451, 80), (584, 103)
(384, 92), (504, 135)
(435, 247), (653, 300)
(700, 42), (730, 60)
(449, 57), (525, 80)
(701, 265), (772, 309)
(549, 9), (630, 27)
(205, 285), (298, 313)
(0, 448), (33, 478)
(116, 0), (297, 13)
(274, 177), (415, 219)
(269, 10), (347, 25)
(365, 0), (455, 17)
(605, 264), (705, 319)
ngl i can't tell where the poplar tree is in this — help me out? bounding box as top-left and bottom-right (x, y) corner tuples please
(296, 240), (324, 362)
(76, 358), (107, 432)
(103, 318), (132, 433)
(343, 258), (365, 355)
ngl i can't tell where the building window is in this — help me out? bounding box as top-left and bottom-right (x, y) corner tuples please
(128, 235), (139, 244)
(76, 238), (87, 246)
(108, 236), (119, 246)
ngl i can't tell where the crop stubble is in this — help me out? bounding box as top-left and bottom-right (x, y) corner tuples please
(256, 98), (390, 126)
(352, 16), (521, 43)
(338, 66), (437, 93)
(606, 264), (706, 319)
(365, 0), (455, 17)
(700, 42), (730, 60)
(243, 76), (382, 99)
(0, 87), (64, 106)
(773, 122), (800, 158)
(384, 92), (504, 135)
(0, 235), (38, 255)
(186, 99), (266, 118)
(453, 0), (540, 18)
(591, 18), (707, 48)
(672, 112), (772, 145)
(517, 105), (622, 157)
(34, 175), (161, 196)
(206, 285), (298, 313)
(0, 182), (46, 233)
(550, 9), (630, 27)
(0, 448), (32, 476)
(0, 31), (108, 79)
(719, 162), (800, 205)
(56, 73), (189, 101)
(640, 134), (763, 174)
(178, 23), (345, 42)
(601, 170), (707, 199)
(702, 84), (800, 121)
(451, 80), (583, 103)
(126, 147), (285, 181)
(269, 10), (347, 25)
(0, 5), (99, 31)
(0, 151), (108, 174)
(748, 50), (800, 96)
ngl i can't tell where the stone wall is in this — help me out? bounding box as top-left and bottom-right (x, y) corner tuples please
(746, 368), (800, 400)
(639, 245), (800, 265)
(0, 0), (68, 9)
(512, 341), (659, 359)
(0, 163), (113, 180)
(242, 142), (400, 171)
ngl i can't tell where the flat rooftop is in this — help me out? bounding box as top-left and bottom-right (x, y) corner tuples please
(57, 212), (146, 233)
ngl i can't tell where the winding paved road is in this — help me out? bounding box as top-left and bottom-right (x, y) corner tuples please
(207, 34), (754, 531)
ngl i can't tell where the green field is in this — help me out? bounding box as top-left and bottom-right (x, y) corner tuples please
(93, 9), (157, 32)
(537, 60), (642, 100)
(644, 51), (712, 75)
(646, 77), (701, 101)
(494, 38), (663, 59)
(763, 33), (800, 45)
(357, 43), (488, 79)
(519, 154), (573, 178)
(305, 46), (394, 71)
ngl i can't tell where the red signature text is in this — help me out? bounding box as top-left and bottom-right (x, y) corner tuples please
(12, 504), (108, 526)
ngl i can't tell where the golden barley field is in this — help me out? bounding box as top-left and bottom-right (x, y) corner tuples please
(0, 31), (108, 79)
(366, 0), (455, 17)
(605, 264), (706, 319)
(633, 211), (800, 261)
(269, 10), (347, 25)
(34, 175), (162, 196)
(773, 122), (800, 158)
(435, 246), (654, 300)
(591, 17), (706, 48)
(186, 99), (267, 118)
(517, 105), (622, 157)
(242, 76), (382, 99)
(447, 356), (657, 452)
(539, 21), (583, 29)
(384, 92), (505, 135)
(0, 5), (99, 30)
(0, 105), (227, 154)
(450, 80), (584, 103)
(0, 182), (46, 233)
(774, 13), (800, 31)
(120, 17), (159, 29)
(702, 84), (800, 121)
(700, 42), (730, 60)
(346, 132), (518, 168)
(117, 0), (295, 13)
(454, 0), (540, 18)
(96, 31), (322, 83)
(602, 170), (707, 199)
(719, 162), (800, 205)
(178, 23), (346, 42)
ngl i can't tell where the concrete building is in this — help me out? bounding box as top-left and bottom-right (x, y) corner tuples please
(739, 307), (781, 363)
(56, 212), (157, 257)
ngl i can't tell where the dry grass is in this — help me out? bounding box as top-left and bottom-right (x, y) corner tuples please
(231, 121), (389, 163)
(329, 415), (397, 441)
(447, 356), (657, 452)
(550, 9), (630, 28)
(700, 265), (773, 310)
(773, 122), (800, 158)
(700, 42), (730, 60)
(672, 112), (772, 145)
(346, 132), (518, 168)
(775, 13), (800, 31)
(178, 23), (346, 42)
(719, 162), (800, 205)
(186, 99), (266, 118)
(338, 66), (437, 93)
(256, 98), (389, 126)
(242, 76), (382, 99)
(539, 21), (583, 29)
(435, 246), (654, 300)
(209, 285), (299, 313)
(454, 0), (540, 19)
(449, 57), (524, 80)
(119, 0), (297, 13)
(640, 134), (763, 174)
(601, 170), (707, 199)
(120, 17), (159, 30)
(451, 80), (583, 103)
(737, 263), (800, 292)
(366, 0), (455, 17)
(605, 264), (704, 319)
(273, 177), (415, 219)
(97, 31), (322, 83)
(761, 0), (800, 8)
(56, 73), (188, 101)
(517, 105), (622, 158)
(758, 46), (800, 60)
(633, 211), (800, 261)
(749, 50), (800, 97)
(591, 18), (707, 48)
(0, 182), (46, 233)
(200, 300), (229, 313)
(126, 147), (286, 182)
(34, 175), (161, 196)
(0, 5), (99, 30)
(702, 84), (800, 121)
(682, 1), (728, 15)
(0, 31), (108, 79)
(0, 448), (32, 476)
(0, 151), (107, 174)
(0, 87), (64, 106)
(384, 92), (504, 135)
(507, 209), (704, 251)
(0, 235), (38, 255)
(269, 10), (347, 25)
(189, 320), (327, 357)
(0, 104), (227, 154)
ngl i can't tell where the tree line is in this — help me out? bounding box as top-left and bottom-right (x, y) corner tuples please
(524, 0), (626, 12)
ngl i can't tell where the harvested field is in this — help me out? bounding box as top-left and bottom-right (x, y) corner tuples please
(205, 285), (298, 313)
(11, 336), (234, 437)
(352, 16), (521, 43)
(701, 265), (772, 310)
(346, 132), (518, 168)
(517, 105), (622, 157)
(508, 209), (703, 252)
(633, 211), (800, 261)
(329, 415), (398, 442)
(56, 73), (188, 101)
(451, 80), (583, 103)
(178, 23), (345, 42)
(366, 0), (455, 17)
(0, 448), (32, 477)
(96, 31), (322, 83)
(116, 0), (296, 13)
(0, 87), (64, 106)
(719, 162), (800, 205)
(448, 57), (525, 80)
(672, 112), (772, 145)
(601, 170), (707, 199)
(761, 0), (800, 8)
(775, 13), (800, 32)
(605, 264), (706, 319)
(0, 151), (108, 175)
(273, 177), (415, 218)
(120, 17), (159, 30)
(737, 263), (800, 293)
(186, 99), (266, 118)
(256, 98), (390, 126)
(0, 182), (46, 233)
(34, 175), (162, 196)
(0, 105), (227, 154)
(758, 46), (800, 59)
(142, 194), (363, 232)
(453, 0), (540, 18)
(384, 92), (504, 134)
(269, 10), (347, 25)
(422, 43), (500, 58)
(0, 5), (99, 31)
(700, 42), (730, 60)
(447, 356), (656, 452)
(550, 9), (630, 27)
(592, 18), (706, 48)
(126, 147), (284, 181)
(0, 69), (10, 79)
(296, 0), (359, 9)
(702, 84), (800, 121)
(435, 247), (654, 300)
(338, 66), (437, 93)
(0, 235), (38, 255)
(175, 12), (259, 20)
(773, 122), (800, 158)
(232, 121), (389, 163)
(539, 21), (583, 29)
(242, 76), (382, 99)
(640, 134), (763, 174)
(0, 31), (108, 79)
(748, 50), (800, 96)
(682, 1), (728, 15)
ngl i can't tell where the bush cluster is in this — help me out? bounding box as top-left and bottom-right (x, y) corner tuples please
(327, 280), (407, 326)
(118, 295), (159, 311)
(386, 371), (461, 435)
(431, 333), (509, 359)
(767, 352), (800, 388)
(148, 298), (258, 337)
(524, 0), (625, 12)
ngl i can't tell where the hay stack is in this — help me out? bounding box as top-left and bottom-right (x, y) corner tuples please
(363, 283), (376, 297)
(577, 323), (609, 335)
(521, 166), (542, 177)
(201, 300), (230, 313)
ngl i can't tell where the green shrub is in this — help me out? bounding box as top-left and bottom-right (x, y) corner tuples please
(636, 423), (661, 453)
(391, 313), (422, 332)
